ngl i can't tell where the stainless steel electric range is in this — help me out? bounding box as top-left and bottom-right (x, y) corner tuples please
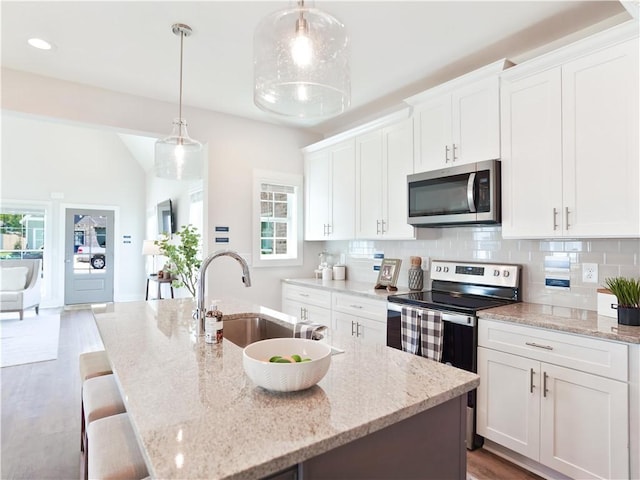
(387, 259), (522, 450)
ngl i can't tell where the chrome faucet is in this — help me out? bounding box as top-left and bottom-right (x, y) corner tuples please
(194, 249), (252, 335)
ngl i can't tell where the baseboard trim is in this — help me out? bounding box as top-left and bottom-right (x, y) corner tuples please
(482, 440), (571, 480)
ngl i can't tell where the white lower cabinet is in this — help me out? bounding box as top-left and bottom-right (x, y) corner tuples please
(332, 311), (386, 347)
(281, 284), (387, 348)
(477, 319), (629, 479)
(332, 293), (387, 347)
(281, 284), (331, 327)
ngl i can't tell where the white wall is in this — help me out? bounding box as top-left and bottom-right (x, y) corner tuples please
(1, 114), (146, 305)
(1, 68), (324, 310)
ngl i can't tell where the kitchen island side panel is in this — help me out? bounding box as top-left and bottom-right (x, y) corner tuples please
(301, 395), (466, 479)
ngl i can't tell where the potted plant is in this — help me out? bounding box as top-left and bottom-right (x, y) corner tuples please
(603, 277), (640, 326)
(155, 224), (201, 298)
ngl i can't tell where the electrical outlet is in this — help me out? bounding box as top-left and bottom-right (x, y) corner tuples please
(582, 263), (598, 283)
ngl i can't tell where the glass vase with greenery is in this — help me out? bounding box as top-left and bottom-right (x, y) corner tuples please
(155, 224), (201, 297)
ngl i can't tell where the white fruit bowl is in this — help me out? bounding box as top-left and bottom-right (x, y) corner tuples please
(242, 338), (332, 392)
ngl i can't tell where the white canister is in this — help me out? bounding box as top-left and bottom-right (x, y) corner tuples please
(322, 267), (333, 282)
(333, 265), (346, 281)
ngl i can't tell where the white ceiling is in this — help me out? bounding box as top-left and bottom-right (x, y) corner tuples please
(0, 1), (633, 137)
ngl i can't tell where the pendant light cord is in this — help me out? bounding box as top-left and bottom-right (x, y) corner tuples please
(178, 30), (184, 138)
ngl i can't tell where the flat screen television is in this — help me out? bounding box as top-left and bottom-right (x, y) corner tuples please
(157, 199), (175, 236)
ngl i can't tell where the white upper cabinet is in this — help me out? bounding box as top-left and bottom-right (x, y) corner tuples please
(501, 68), (563, 238)
(561, 39), (639, 237)
(304, 139), (355, 240)
(355, 118), (415, 239)
(407, 59), (509, 172)
(501, 23), (639, 238)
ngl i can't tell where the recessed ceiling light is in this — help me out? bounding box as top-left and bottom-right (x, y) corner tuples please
(27, 38), (53, 50)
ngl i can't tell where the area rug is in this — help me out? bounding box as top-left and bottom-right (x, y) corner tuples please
(0, 310), (61, 367)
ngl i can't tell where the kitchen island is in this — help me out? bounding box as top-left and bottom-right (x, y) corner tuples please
(92, 298), (479, 479)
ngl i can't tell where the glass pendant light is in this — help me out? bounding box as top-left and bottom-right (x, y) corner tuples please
(155, 23), (202, 180)
(254, 0), (350, 119)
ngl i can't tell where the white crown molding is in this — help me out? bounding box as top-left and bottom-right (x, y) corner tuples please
(620, 1), (640, 20)
(502, 19), (639, 80)
(301, 107), (411, 153)
(403, 58), (513, 106)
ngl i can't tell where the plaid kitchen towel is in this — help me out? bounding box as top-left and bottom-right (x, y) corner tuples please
(420, 309), (443, 362)
(401, 306), (421, 354)
(294, 321), (328, 340)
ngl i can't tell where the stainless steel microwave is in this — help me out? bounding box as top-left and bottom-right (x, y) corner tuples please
(407, 160), (501, 227)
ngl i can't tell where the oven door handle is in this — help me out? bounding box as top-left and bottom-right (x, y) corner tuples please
(387, 303), (475, 327)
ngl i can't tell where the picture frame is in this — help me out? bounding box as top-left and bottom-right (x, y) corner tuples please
(375, 258), (402, 288)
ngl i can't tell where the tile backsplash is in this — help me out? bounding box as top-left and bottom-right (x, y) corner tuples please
(325, 227), (640, 311)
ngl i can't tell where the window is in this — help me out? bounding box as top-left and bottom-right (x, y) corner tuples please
(0, 208), (46, 260)
(253, 170), (303, 267)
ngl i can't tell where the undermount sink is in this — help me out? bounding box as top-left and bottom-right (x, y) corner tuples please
(223, 315), (294, 348)
(222, 314), (344, 355)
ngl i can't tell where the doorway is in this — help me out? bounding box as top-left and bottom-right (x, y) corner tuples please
(64, 208), (114, 305)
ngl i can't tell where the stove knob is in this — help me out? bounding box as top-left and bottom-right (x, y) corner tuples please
(503, 270), (510, 277)
(493, 269), (500, 276)
(443, 267), (449, 273)
(435, 266), (442, 272)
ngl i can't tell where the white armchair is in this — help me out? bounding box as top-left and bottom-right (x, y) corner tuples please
(0, 259), (42, 320)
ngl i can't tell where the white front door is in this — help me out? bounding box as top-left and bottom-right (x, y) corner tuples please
(64, 208), (114, 305)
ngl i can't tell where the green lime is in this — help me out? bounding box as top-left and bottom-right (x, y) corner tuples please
(274, 358), (292, 363)
(301, 358), (312, 362)
(269, 356), (282, 362)
(291, 354), (302, 363)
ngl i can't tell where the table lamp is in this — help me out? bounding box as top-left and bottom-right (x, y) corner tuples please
(142, 240), (162, 276)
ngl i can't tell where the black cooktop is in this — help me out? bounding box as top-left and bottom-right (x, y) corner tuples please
(388, 290), (515, 315)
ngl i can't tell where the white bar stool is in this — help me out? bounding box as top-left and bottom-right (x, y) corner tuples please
(79, 351), (113, 452)
(87, 413), (149, 480)
(82, 374), (126, 479)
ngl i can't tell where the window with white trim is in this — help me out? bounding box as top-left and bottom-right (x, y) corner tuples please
(253, 171), (303, 267)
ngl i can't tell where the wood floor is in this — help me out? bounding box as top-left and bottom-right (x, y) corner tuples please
(1, 308), (542, 480)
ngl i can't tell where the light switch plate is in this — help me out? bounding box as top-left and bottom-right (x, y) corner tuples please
(582, 263), (598, 283)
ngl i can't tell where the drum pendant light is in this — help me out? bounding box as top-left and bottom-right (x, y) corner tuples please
(155, 23), (202, 180)
(253, 0), (350, 119)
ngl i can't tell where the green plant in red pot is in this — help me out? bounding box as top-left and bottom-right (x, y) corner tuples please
(604, 277), (640, 326)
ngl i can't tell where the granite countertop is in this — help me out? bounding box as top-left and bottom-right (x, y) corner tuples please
(92, 298), (478, 480)
(283, 278), (412, 300)
(478, 302), (640, 344)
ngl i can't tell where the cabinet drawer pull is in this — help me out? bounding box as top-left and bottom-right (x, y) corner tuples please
(552, 208), (558, 230)
(356, 322), (362, 337)
(351, 321), (356, 336)
(445, 145), (450, 162)
(525, 342), (553, 350)
(376, 220), (381, 235)
(543, 371), (548, 398)
(349, 304), (363, 309)
(565, 207), (570, 229)
(381, 220), (386, 234)
(530, 368), (535, 393)
(452, 143), (458, 161)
